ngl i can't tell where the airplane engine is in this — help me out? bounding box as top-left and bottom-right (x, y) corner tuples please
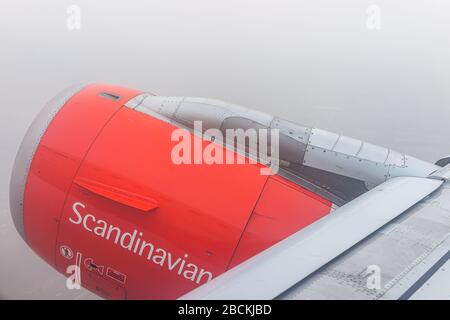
(10, 84), (438, 299)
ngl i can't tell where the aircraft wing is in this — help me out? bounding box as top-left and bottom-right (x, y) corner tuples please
(181, 175), (450, 300)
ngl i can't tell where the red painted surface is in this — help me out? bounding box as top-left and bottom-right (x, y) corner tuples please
(229, 175), (332, 268)
(55, 106), (269, 299)
(22, 84), (332, 299)
(23, 84), (141, 266)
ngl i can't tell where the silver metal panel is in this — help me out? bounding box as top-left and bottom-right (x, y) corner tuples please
(308, 128), (339, 150)
(332, 135), (363, 156)
(270, 118), (311, 144)
(282, 181), (450, 300)
(184, 97), (230, 108)
(223, 103), (250, 115)
(180, 177), (442, 300)
(409, 260), (450, 300)
(174, 100), (229, 129)
(9, 83), (88, 241)
(124, 93), (150, 109)
(385, 236), (450, 299)
(428, 163), (450, 180)
(357, 142), (389, 163)
(219, 116), (267, 158)
(277, 134), (307, 164)
(303, 145), (389, 185)
(135, 96), (275, 131)
(385, 149), (406, 167)
(388, 156), (438, 179)
(243, 109), (274, 128)
(294, 165), (368, 203)
(135, 96), (184, 119)
(221, 116), (266, 131)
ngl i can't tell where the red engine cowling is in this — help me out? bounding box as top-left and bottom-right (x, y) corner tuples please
(10, 84), (332, 299)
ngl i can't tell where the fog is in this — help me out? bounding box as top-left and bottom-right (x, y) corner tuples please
(1, 0), (450, 299)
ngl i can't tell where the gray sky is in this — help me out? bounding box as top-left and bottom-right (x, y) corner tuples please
(1, 0), (450, 299)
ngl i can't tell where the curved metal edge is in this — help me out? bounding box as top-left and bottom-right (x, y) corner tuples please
(9, 83), (89, 242)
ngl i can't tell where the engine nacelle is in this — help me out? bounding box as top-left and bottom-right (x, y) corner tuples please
(10, 84), (437, 299)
